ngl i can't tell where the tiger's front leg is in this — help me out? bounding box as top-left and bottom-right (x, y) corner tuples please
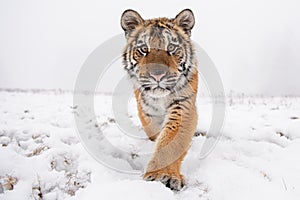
(135, 89), (164, 141)
(143, 100), (197, 191)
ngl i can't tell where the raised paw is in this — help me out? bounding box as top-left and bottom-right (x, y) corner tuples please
(144, 171), (186, 191)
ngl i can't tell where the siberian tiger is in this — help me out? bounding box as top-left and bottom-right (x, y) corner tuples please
(121, 9), (198, 191)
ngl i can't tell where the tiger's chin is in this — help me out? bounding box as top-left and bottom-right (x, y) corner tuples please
(143, 87), (172, 98)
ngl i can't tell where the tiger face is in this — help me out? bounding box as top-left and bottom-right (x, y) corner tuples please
(121, 9), (195, 98)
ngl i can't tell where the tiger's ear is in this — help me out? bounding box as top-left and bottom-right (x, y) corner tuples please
(121, 9), (144, 37)
(174, 9), (195, 36)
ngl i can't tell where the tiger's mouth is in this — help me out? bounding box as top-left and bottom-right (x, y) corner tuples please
(142, 84), (171, 92)
(153, 86), (165, 90)
(138, 75), (179, 97)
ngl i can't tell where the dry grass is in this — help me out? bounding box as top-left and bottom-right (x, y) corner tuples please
(0, 175), (18, 191)
(26, 145), (49, 157)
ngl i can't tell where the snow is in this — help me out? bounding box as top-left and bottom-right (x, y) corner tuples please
(0, 90), (300, 199)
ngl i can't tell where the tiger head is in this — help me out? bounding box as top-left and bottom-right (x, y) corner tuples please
(121, 9), (196, 98)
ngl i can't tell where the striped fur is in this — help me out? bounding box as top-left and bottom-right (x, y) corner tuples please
(121, 9), (198, 191)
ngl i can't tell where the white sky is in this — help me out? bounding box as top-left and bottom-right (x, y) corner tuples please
(0, 0), (300, 95)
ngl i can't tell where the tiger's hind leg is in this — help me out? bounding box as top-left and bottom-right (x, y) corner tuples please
(194, 130), (206, 137)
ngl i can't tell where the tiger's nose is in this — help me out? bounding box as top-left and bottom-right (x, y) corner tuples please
(146, 63), (168, 81)
(149, 71), (166, 82)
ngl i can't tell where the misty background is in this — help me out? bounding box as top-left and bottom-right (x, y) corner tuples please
(0, 0), (299, 96)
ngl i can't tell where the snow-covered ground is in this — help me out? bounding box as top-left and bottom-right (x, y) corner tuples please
(0, 90), (300, 200)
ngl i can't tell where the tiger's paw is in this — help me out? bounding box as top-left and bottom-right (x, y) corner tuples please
(143, 171), (186, 191)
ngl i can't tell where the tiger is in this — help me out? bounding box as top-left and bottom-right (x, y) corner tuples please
(120, 9), (198, 191)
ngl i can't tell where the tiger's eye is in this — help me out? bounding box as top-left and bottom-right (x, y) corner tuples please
(167, 44), (177, 53)
(140, 45), (148, 53)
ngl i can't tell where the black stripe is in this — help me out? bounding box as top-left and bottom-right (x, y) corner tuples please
(175, 32), (183, 44)
(188, 41), (194, 62)
(168, 117), (178, 121)
(168, 97), (191, 110)
(141, 96), (158, 111)
(169, 97), (189, 106)
(145, 112), (153, 117)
